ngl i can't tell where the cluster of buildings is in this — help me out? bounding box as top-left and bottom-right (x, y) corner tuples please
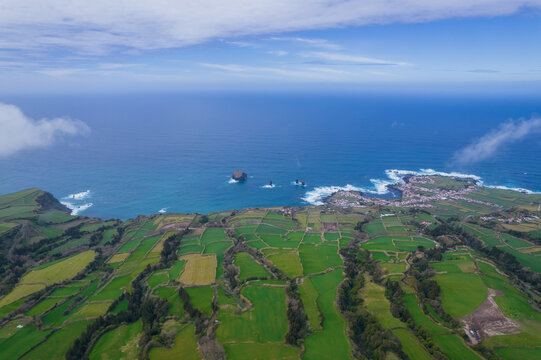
(480, 215), (539, 224)
(327, 175), (503, 210)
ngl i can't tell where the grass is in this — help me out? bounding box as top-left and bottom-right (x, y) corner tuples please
(203, 240), (232, 279)
(90, 319), (142, 360)
(433, 335), (482, 360)
(392, 328), (432, 360)
(148, 272), (169, 289)
(107, 253), (129, 264)
(263, 249), (303, 277)
(186, 286), (214, 316)
(494, 347), (541, 360)
(361, 236), (396, 251)
(178, 254), (217, 286)
(201, 228), (228, 244)
(23, 321), (90, 360)
(364, 219), (386, 233)
(223, 343), (299, 360)
(0, 297), (27, 318)
(299, 277), (321, 331)
(50, 286), (80, 297)
(153, 287), (184, 318)
(435, 272), (488, 318)
(361, 276), (404, 329)
(372, 251), (391, 261)
(0, 284), (45, 308)
(91, 275), (132, 301)
(217, 285), (288, 342)
(403, 293), (450, 334)
(148, 324), (203, 360)
(299, 244), (342, 275)
(501, 234), (532, 249)
(303, 233), (323, 244)
(235, 252), (268, 281)
(380, 262), (406, 274)
(167, 260), (185, 282)
(71, 302), (111, 320)
(0, 323), (52, 360)
(21, 250), (96, 285)
(302, 269), (352, 360)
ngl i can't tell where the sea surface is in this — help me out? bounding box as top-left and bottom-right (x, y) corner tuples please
(1, 92), (540, 220)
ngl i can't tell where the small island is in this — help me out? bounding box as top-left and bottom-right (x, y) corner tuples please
(232, 169), (247, 182)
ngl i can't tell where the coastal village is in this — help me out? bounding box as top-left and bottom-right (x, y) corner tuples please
(326, 174), (504, 209)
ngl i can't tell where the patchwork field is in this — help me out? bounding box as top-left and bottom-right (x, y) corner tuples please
(178, 254), (217, 286)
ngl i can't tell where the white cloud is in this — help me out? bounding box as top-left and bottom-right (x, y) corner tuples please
(452, 116), (541, 166)
(305, 51), (410, 66)
(0, 1), (539, 54)
(200, 62), (347, 80)
(269, 37), (341, 50)
(267, 50), (289, 56)
(0, 103), (90, 156)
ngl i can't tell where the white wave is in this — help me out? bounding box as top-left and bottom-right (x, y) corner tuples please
(64, 189), (91, 200)
(158, 208), (167, 214)
(61, 201), (93, 215)
(262, 184), (276, 189)
(228, 178), (239, 184)
(291, 181), (306, 187)
(302, 184), (365, 205)
(302, 168), (539, 205)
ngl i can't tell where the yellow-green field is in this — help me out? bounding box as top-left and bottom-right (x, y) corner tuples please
(178, 254), (217, 286)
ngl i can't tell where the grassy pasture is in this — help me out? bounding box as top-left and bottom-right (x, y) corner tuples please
(0, 323), (51, 360)
(495, 347), (541, 360)
(50, 286), (80, 297)
(178, 254), (217, 286)
(299, 277), (321, 331)
(380, 262), (406, 275)
(362, 276), (404, 329)
(26, 298), (63, 317)
(303, 232), (323, 244)
(21, 250), (95, 285)
(147, 272), (169, 289)
(148, 324), (203, 360)
(299, 244), (342, 275)
(178, 244), (203, 254)
(201, 228), (228, 244)
(0, 284), (45, 308)
(217, 285), (288, 342)
(302, 269), (351, 360)
(186, 286), (214, 316)
(223, 343), (299, 360)
(71, 302), (110, 320)
(90, 320), (142, 360)
(433, 335), (482, 360)
(371, 251), (391, 262)
(435, 272), (488, 318)
(362, 236), (396, 251)
(203, 240), (232, 278)
(107, 253), (129, 264)
(501, 234), (532, 249)
(91, 275), (132, 301)
(260, 234), (296, 248)
(263, 249), (303, 277)
(153, 287), (184, 318)
(235, 252), (268, 281)
(256, 223), (287, 235)
(392, 328), (432, 360)
(403, 293), (450, 334)
(23, 320), (89, 360)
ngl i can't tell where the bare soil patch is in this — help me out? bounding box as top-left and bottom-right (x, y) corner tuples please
(462, 288), (519, 344)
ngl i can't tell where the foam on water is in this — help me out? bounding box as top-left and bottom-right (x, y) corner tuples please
(158, 208), (167, 214)
(62, 190), (93, 215)
(228, 178), (239, 184)
(302, 168), (538, 205)
(262, 184), (276, 189)
(61, 201), (94, 215)
(65, 190), (91, 200)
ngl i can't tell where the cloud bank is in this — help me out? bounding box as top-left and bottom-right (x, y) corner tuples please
(452, 116), (541, 166)
(0, 103), (90, 156)
(0, 1), (539, 54)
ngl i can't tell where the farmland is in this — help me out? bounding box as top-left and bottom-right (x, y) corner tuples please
(0, 176), (541, 359)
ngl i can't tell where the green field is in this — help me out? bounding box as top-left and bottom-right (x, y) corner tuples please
(235, 252), (269, 281)
(149, 324), (203, 360)
(90, 320), (142, 360)
(217, 285), (288, 343)
(299, 244), (342, 275)
(263, 249), (303, 277)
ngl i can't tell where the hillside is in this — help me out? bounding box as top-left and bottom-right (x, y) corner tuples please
(1, 176), (541, 360)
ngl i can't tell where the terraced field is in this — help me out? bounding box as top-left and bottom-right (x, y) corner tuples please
(1, 180), (540, 359)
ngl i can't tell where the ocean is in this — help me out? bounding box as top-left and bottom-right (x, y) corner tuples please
(1, 92), (540, 220)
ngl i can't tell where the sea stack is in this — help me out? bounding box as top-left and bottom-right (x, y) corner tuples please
(232, 169), (247, 181)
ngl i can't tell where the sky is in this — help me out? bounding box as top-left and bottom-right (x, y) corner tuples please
(0, 0), (540, 93)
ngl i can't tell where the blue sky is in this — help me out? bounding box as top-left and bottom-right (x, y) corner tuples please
(0, 0), (540, 93)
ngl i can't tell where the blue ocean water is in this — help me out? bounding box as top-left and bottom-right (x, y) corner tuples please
(0, 92), (540, 220)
